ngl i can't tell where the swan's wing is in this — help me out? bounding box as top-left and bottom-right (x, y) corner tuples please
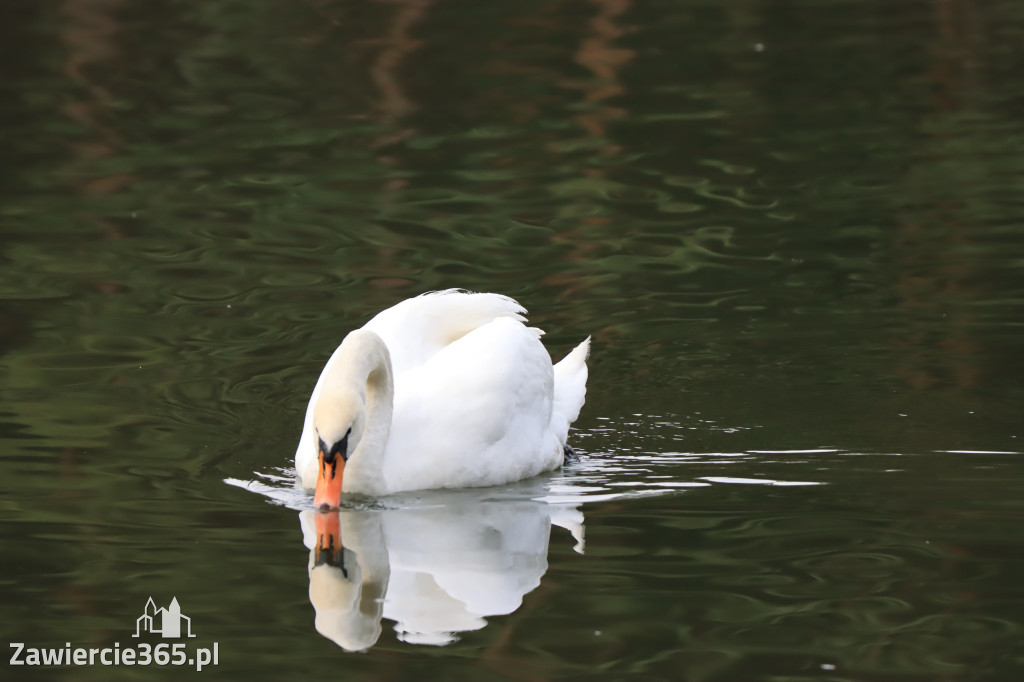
(363, 290), (527, 375)
(383, 317), (561, 493)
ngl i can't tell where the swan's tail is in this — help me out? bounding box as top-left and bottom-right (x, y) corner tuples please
(551, 337), (590, 447)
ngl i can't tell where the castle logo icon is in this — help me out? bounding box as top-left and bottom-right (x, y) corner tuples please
(132, 597), (196, 638)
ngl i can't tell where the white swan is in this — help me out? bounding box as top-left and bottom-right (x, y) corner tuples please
(294, 290), (590, 506)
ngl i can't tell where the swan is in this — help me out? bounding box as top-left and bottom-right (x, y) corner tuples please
(294, 289), (590, 506)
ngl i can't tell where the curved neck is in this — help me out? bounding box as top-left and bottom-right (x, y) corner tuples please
(320, 329), (394, 493)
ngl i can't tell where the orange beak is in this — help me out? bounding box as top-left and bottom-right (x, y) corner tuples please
(313, 450), (344, 510)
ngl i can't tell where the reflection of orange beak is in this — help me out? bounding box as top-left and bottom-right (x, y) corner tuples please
(314, 511), (342, 565)
(313, 450), (344, 510)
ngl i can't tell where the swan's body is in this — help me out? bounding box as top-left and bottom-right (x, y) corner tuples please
(295, 290), (589, 499)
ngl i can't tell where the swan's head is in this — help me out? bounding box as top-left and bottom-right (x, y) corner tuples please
(312, 391), (363, 510)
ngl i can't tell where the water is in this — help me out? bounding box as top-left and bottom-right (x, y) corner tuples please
(2, 0), (1024, 679)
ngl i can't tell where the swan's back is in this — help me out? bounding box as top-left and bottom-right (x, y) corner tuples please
(363, 290), (528, 376)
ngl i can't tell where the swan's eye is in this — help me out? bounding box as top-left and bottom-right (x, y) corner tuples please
(319, 429), (352, 465)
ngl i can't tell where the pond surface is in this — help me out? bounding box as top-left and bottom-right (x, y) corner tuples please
(2, 0), (1024, 680)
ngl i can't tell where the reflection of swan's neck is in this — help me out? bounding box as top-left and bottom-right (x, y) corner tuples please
(321, 330), (394, 494)
(305, 510), (390, 651)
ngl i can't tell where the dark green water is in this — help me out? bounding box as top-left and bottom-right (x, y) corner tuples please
(3, 0), (1024, 679)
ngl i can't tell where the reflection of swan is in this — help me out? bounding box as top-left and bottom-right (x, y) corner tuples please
(294, 290), (590, 506)
(300, 489), (584, 650)
(306, 511), (390, 651)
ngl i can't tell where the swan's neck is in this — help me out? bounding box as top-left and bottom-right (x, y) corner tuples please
(320, 329), (394, 494)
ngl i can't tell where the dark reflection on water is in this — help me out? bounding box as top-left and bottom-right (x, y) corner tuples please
(3, 0), (1024, 679)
